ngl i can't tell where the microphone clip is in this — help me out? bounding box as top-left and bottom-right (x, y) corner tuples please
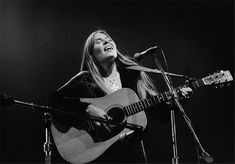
(119, 125), (143, 142)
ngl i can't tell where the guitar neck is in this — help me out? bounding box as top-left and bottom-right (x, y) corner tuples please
(123, 78), (205, 116)
(124, 69), (234, 116)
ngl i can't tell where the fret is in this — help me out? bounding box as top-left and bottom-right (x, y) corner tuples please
(137, 101), (143, 111)
(125, 102), (144, 116)
(125, 105), (131, 116)
(144, 99), (150, 108)
(142, 99), (147, 109)
(134, 103), (138, 113)
(133, 103), (137, 113)
(123, 106), (129, 116)
(158, 94), (164, 102)
(145, 97), (153, 111)
(133, 104), (137, 114)
(139, 101), (145, 110)
(129, 104), (135, 115)
(129, 105), (134, 115)
(148, 98), (153, 106)
(150, 96), (156, 106)
(136, 102), (142, 112)
(154, 94), (160, 103)
(126, 102), (143, 116)
(128, 104), (131, 116)
(159, 93), (166, 102)
(145, 99), (149, 107)
(164, 92), (171, 101)
(148, 99), (152, 106)
(151, 98), (154, 105)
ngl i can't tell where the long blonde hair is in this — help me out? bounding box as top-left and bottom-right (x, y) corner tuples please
(80, 30), (157, 99)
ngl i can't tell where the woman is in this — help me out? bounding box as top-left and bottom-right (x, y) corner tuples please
(48, 29), (192, 163)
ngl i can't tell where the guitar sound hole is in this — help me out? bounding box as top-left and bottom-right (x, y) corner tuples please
(86, 106), (126, 142)
(107, 107), (125, 123)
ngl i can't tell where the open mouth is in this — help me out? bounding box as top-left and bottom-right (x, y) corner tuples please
(104, 45), (113, 51)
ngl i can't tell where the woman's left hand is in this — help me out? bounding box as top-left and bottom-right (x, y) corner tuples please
(179, 87), (193, 99)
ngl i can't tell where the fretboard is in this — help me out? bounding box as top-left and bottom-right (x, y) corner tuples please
(123, 78), (205, 116)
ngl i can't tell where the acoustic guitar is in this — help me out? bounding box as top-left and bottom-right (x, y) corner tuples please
(51, 70), (233, 164)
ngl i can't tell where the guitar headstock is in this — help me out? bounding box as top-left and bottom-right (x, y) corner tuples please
(203, 70), (233, 88)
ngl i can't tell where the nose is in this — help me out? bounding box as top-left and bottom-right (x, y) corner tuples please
(103, 40), (109, 45)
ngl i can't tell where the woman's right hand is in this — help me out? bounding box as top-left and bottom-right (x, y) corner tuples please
(86, 105), (112, 132)
(86, 104), (110, 120)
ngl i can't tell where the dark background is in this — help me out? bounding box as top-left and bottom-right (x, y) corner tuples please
(0, 0), (234, 163)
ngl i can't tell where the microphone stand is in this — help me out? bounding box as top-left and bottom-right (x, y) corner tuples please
(152, 55), (179, 164)
(0, 96), (143, 164)
(126, 65), (196, 81)
(43, 112), (52, 164)
(152, 54), (213, 164)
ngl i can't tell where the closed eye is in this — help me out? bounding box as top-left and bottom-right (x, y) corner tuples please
(95, 38), (114, 44)
(95, 38), (103, 44)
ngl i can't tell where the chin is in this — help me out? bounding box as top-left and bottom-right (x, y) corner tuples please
(110, 55), (117, 61)
(104, 54), (117, 62)
(108, 52), (117, 58)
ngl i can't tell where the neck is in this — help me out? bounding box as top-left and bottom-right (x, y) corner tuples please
(100, 61), (117, 77)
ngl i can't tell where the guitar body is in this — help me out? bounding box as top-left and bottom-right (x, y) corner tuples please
(51, 88), (147, 164)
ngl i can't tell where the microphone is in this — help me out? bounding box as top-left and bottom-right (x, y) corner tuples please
(134, 46), (159, 61)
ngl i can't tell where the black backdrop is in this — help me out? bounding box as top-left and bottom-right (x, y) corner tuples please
(0, 0), (234, 163)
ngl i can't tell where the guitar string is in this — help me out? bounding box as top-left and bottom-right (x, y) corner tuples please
(87, 120), (95, 134)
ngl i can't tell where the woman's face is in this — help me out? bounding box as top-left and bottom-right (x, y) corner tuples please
(92, 32), (117, 64)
